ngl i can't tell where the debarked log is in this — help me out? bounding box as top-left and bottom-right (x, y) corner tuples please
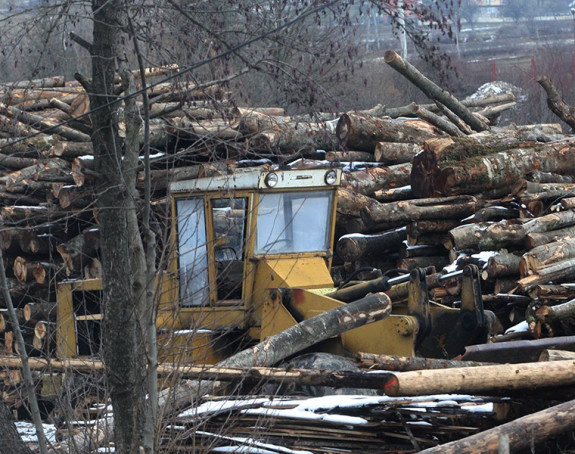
(361, 195), (478, 231)
(419, 398), (575, 454)
(382, 359), (575, 397)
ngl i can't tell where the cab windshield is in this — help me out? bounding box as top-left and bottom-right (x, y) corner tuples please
(255, 190), (333, 255)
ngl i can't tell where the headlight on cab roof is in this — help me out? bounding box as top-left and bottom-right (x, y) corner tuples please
(264, 172), (278, 188)
(324, 169), (337, 185)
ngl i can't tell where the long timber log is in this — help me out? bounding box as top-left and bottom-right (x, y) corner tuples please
(384, 50), (488, 132)
(382, 359), (575, 396)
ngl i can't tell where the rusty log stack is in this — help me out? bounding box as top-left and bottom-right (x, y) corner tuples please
(1, 55), (575, 451)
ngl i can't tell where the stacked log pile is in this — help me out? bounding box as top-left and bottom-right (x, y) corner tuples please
(0, 55), (574, 352)
(2, 52), (575, 450)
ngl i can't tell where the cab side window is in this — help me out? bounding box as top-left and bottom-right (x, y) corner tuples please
(212, 198), (247, 301)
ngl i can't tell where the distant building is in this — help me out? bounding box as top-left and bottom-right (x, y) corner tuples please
(475, 0), (504, 17)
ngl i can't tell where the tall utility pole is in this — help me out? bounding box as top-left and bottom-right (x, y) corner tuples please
(398, 0), (408, 59)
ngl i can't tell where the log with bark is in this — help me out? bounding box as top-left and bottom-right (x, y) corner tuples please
(361, 195), (478, 231)
(373, 141), (420, 164)
(448, 209), (575, 252)
(247, 121), (338, 156)
(325, 150), (374, 162)
(521, 237), (575, 276)
(419, 398), (575, 454)
(336, 112), (436, 152)
(357, 352), (492, 371)
(526, 297), (575, 338)
(56, 228), (100, 277)
(384, 50), (488, 132)
(335, 228), (406, 262)
(411, 137), (575, 197)
(50, 291), (393, 453)
(0, 103), (91, 142)
(537, 75), (575, 131)
(481, 252), (522, 281)
(340, 163), (412, 196)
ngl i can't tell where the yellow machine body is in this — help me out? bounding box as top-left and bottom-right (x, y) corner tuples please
(56, 167), (451, 367)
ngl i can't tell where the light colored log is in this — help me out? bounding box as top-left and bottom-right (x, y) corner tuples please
(383, 359), (575, 397)
(539, 349), (575, 361)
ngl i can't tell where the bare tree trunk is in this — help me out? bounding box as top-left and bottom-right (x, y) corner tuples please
(90, 1), (148, 452)
(0, 401), (33, 454)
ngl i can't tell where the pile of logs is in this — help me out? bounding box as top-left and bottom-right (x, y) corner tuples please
(0, 51), (574, 354)
(2, 49), (575, 449)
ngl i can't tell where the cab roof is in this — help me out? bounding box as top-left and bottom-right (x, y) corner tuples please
(170, 168), (341, 194)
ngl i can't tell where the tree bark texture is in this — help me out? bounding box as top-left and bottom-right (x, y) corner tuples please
(537, 76), (575, 131)
(335, 228), (406, 262)
(411, 141), (575, 197)
(218, 291), (392, 368)
(419, 398), (575, 454)
(521, 237), (575, 276)
(90, 1), (148, 452)
(361, 195), (478, 231)
(340, 163), (412, 196)
(336, 112), (436, 152)
(373, 141), (420, 164)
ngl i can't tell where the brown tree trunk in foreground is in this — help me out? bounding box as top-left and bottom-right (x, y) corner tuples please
(0, 401), (33, 454)
(419, 398), (575, 454)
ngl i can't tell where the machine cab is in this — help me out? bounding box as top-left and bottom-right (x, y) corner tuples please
(56, 167), (340, 361)
(158, 167), (342, 351)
